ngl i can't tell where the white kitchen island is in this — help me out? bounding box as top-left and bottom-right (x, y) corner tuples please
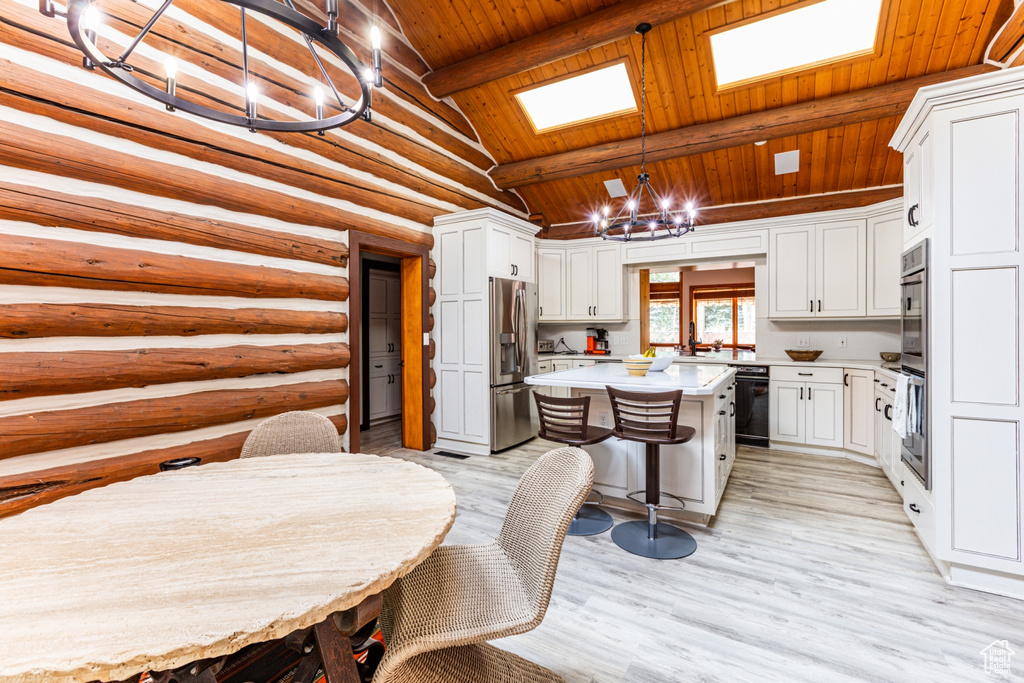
(526, 363), (738, 521)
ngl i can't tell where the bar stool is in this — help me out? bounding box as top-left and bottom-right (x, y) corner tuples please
(606, 386), (697, 559)
(533, 392), (615, 536)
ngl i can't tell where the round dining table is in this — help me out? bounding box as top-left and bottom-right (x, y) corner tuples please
(0, 452), (457, 683)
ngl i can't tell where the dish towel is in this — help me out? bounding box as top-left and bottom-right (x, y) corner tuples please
(893, 374), (910, 439)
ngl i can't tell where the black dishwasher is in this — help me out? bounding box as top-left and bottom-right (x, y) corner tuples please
(733, 365), (769, 448)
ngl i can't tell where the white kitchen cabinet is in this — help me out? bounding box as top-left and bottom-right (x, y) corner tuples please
(843, 369), (875, 456)
(902, 122), (934, 245)
(368, 358), (402, 421)
(368, 271), (402, 422)
(487, 223), (535, 282)
(548, 359), (573, 398)
(768, 220), (875, 319)
(866, 213), (903, 317)
(592, 243), (624, 320)
(536, 248), (565, 320)
(816, 220), (866, 317)
(565, 246), (592, 319)
(873, 379), (901, 492)
(769, 366), (844, 449)
(768, 226), (815, 318)
(891, 69), (1024, 589)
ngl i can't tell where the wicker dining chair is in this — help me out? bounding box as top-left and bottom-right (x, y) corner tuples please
(373, 446), (594, 683)
(240, 411), (342, 458)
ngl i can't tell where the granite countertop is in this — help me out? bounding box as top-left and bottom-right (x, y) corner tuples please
(525, 363), (736, 395)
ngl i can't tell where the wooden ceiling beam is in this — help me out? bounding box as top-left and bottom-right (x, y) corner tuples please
(421, 0), (725, 99)
(986, 1), (1024, 64)
(490, 65), (995, 189)
(543, 187), (905, 240)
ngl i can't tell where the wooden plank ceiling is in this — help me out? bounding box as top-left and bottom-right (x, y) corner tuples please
(387, 0), (1011, 228)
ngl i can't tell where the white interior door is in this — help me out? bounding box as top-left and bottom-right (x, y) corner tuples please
(816, 220), (866, 317)
(769, 227), (815, 318)
(770, 380), (805, 443)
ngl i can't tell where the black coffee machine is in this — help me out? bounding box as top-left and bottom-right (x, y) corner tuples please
(585, 327), (610, 355)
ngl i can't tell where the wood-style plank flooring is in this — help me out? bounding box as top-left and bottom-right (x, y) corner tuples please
(361, 422), (1024, 682)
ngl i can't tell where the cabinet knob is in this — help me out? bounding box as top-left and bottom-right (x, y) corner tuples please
(718, 394), (726, 399)
(909, 503), (921, 514)
(719, 410), (727, 416)
(719, 454), (726, 461)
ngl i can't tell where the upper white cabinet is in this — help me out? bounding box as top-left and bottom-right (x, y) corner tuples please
(903, 122), (934, 246)
(487, 224), (535, 282)
(537, 239), (625, 323)
(767, 215), (906, 320)
(536, 248), (565, 321)
(866, 214), (903, 317)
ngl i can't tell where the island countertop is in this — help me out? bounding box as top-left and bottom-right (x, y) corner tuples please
(525, 363), (736, 396)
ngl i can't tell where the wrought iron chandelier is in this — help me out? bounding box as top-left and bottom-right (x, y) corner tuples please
(40, 0), (383, 134)
(592, 23), (697, 242)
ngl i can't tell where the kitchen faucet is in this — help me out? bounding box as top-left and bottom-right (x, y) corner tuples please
(688, 321), (699, 356)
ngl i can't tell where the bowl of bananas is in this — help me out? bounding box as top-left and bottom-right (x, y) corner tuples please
(631, 348), (673, 372)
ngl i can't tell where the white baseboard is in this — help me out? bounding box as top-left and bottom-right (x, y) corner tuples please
(769, 441), (881, 468)
(433, 438), (490, 457)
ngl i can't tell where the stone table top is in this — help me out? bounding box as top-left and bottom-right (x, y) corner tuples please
(0, 453), (457, 683)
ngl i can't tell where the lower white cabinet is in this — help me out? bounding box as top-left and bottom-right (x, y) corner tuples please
(843, 369), (875, 456)
(769, 366), (844, 449)
(368, 358), (402, 421)
(873, 378), (901, 491)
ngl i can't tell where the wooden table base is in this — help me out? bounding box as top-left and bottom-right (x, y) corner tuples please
(142, 594), (383, 683)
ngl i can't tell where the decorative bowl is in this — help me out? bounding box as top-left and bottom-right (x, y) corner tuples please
(629, 354), (672, 372)
(785, 349), (823, 362)
(622, 358), (653, 377)
(880, 352), (901, 363)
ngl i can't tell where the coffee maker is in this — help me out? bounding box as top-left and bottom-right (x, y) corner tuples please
(585, 327), (610, 355)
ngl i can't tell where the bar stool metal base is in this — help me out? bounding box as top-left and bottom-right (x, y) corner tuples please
(567, 505), (614, 536)
(611, 520), (697, 559)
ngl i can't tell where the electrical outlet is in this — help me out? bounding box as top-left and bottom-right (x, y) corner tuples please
(797, 336), (810, 348)
(618, 335), (629, 346)
(838, 337), (848, 349)
(598, 412), (610, 427)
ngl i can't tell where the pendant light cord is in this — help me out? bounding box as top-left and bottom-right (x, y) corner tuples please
(639, 28), (647, 176)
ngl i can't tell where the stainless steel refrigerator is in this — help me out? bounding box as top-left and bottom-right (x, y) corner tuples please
(490, 277), (539, 452)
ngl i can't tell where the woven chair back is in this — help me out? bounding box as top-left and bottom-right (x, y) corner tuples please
(240, 411), (342, 458)
(606, 386), (683, 443)
(497, 447), (593, 613)
(533, 392), (590, 444)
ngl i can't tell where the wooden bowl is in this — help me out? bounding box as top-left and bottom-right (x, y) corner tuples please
(622, 358), (652, 377)
(880, 352), (901, 363)
(785, 349), (823, 362)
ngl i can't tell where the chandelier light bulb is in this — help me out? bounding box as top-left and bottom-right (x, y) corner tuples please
(685, 202), (694, 213)
(81, 5), (101, 31)
(649, 221), (658, 231)
(601, 219), (608, 229)
(247, 82), (260, 105)
(591, 213), (600, 224)
(364, 68), (376, 84)
(314, 85), (325, 107)
(673, 215), (683, 225)
(626, 199), (636, 211)
(165, 57), (177, 79)
(661, 198), (671, 210)
(371, 25), (382, 50)
(602, 206), (610, 216)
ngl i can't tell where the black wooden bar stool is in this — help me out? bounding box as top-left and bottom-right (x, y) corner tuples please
(606, 386), (697, 559)
(533, 392), (615, 536)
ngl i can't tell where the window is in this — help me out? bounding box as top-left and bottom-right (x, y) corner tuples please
(691, 285), (756, 348)
(514, 61), (637, 133)
(708, 0), (884, 90)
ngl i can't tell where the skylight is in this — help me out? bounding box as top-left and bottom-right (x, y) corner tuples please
(515, 62), (637, 133)
(709, 0), (884, 89)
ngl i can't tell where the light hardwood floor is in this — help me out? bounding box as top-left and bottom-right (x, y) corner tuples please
(361, 422), (1024, 682)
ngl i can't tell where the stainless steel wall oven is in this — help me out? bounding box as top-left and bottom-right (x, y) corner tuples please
(900, 240), (930, 489)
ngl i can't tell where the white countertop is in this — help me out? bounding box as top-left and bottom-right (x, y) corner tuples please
(538, 352), (903, 376)
(525, 363), (736, 396)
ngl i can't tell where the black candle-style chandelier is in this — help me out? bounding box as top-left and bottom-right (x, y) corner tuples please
(40, 0), (383, 134)
(592, 23), (697, 242)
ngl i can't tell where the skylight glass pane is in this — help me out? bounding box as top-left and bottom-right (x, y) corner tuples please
(709, 0), (883, 89)
(515, 62), (637, 133)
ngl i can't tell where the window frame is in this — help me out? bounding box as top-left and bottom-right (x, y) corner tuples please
(690, 283), (756, 349)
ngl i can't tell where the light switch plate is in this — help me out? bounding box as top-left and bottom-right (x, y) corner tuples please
(618, 335), (629, 345)
(423, 333), (430, 346)
(838, 337), (847, 349)
(797, 336), (810, 348)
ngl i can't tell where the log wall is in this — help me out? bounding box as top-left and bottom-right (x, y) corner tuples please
(0, 0), (512, 516)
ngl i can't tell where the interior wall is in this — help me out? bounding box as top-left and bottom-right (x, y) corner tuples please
(0, 1), (514, 515)
(680, 267), (756, 342)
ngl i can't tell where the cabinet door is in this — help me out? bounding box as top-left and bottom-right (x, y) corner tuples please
(550, 360), (573, 398)
(769, 380), (805, 443)
(866, 214), (903, 317)
(536, 248), (565, 320)
(805, 382), (844, 448)
(592, 243), (624, 320)
(368, 315), (389, 356)
(904, 146), (922, 242)
(512, 233), (534, 282)
(387, 370), (403, 417)
(917, 127), (934, 232)
(488, 225), (513, 278)
(769, 227), (815, 318)
(565, 247), (593, 320)
(368, 274), (389, 315)
(385, 317), (402, 356)
(879, 397), (894, 474)
(816, 220), (866, 317)
(368, 374), (388, 420)
(843, 369), (875, 456)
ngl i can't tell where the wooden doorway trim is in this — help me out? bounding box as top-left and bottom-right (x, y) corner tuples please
(349, 231), (430, 454)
